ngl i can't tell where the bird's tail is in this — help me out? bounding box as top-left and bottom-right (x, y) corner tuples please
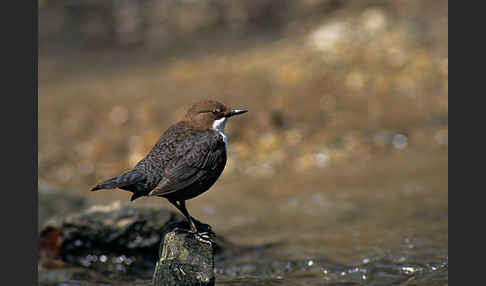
(90, 170), (144, 192)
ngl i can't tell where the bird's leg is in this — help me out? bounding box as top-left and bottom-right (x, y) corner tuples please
(178, 201), (214, 244)
(168, 199), (213, 245)
(177, 200), (198, 233)
(168, 199), (196, 232)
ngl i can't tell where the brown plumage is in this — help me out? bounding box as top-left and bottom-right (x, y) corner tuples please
(90, 100), (247, 242)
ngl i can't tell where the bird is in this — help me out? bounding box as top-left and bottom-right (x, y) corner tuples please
(90, 100), (247, 243)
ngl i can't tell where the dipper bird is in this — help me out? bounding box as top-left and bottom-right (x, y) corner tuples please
(90, 100), (247, 243)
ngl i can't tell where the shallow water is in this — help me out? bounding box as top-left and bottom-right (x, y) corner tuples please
(40, 148), (447, 285)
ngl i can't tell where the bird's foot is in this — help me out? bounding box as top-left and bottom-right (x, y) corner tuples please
(193, 231), (213, 245)
(190, 218), (216, 237)
(172, 227), (214, 245)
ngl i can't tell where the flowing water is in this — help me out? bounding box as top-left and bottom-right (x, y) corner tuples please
(39, 148), (448, 285)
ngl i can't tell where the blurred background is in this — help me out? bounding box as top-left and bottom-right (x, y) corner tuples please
(39, 0), (447, 284)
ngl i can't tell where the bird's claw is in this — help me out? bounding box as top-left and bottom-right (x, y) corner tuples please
(194, 231), (213, 245)
(172, 227), (214, 245)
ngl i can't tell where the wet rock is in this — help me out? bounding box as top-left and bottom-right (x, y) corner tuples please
(39, 201), (181, 277)
(152, 220), (216, 286)
(38, 201), (250, 284)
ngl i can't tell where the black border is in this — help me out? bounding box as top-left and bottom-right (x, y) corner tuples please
(35, 0), (39, 282)
(2, 1), (38, 285)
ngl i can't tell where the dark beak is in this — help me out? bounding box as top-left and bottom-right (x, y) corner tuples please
(226, 109), (248, 117)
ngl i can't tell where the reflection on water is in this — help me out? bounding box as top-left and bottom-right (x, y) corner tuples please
(216, 252), (448, 285)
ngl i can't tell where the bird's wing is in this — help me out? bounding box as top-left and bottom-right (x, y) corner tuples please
(148, 131), (225, 197)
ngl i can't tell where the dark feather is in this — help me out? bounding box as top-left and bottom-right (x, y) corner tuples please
(90, 169), (145, 192)
(149, 131), (226, 197)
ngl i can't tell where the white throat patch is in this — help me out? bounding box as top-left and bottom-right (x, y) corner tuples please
(212, 117), (228, 152)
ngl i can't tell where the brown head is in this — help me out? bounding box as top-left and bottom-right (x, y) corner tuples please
(183, 100), (247, 130)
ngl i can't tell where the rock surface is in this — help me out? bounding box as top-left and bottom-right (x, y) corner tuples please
(152, 221), (216, 286)
(39, 201), (180, 276)
(38, 199), (244, 284)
